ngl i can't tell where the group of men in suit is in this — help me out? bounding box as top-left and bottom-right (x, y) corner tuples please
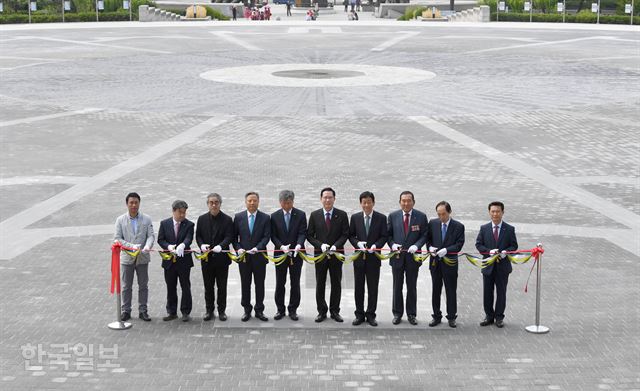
(114, 190), (518, 329)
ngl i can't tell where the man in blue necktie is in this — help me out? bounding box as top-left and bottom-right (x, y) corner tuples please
(233, 192), (271, 322)
(270, 190), (307, 321)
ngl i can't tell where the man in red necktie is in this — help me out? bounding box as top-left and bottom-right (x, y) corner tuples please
(387, 191), (429, 326)
(475, 201), (519, 328)
(307, 187), (350, 323)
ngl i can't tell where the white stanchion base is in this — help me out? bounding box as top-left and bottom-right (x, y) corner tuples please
(108, 321), (132, 330)
(525, 325), (549, 334)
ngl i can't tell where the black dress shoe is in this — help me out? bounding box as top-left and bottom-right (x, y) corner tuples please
(330, 313), (344, 323)
(163, 313), (178, 321)
(203, 312), (213, 321)
(181, 314), (191, 322)
(352, 317), (365, 326)
(274, 312), (285, 320)
(367, 318), (378, 327)
(289, 312), (299, 321)
(315, 313), (327, 323)
(408, 316), (418, 326)
(218, 312), (227, 321)
(448, 319), (457, 328)
(138, 312), (151, 322)
(496, 319), (504, 328)
(241, 313), (251, 322)
(255, 312), (268, 322)
(121, 312), (131, 321)
(480, 318), (494, 326)
(429, 318), (441, 327)
(392, 317), (401, 325)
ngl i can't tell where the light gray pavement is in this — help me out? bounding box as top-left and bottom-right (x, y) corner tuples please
(0, 19), (639, 391)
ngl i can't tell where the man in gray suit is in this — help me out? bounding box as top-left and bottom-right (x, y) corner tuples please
(114, 192), (155, 322)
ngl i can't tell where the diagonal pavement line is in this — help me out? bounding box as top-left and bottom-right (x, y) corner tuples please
(0, 108), (102, 128)
(464, 36), (611, 54)
(209, 31), (262, 51)
(371, 31), (420, 52)
(0, 116), (232, 241)
(410, 116), (640, 233)
(26, 36), (172, 55)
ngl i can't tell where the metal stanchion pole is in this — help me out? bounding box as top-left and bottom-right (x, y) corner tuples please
(108, 292), (132, 330)
(526, 243), (549, 334)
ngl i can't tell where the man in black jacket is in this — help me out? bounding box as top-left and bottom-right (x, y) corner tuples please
(307, 187), (349, 323)
(157, 200), (195, 322)
(426, 201), (465, 328)
(195, 193), (234, 322)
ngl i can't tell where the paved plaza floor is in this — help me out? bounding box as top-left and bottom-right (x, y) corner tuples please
(0, 17), (639, 391)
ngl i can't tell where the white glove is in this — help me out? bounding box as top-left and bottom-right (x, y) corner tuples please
(489, 249), (498, 255)
(113, 239), (120, 245)
(142, 245), (151, 253)
(329, 245), (336, 254)
(391, 243), (401, 252)
(321, 243), (330, 252)
(248, 247), (258, 254)
(280, 244), (291, 254)
(212, 245), (222, 253)
(436, 248), (447, 258)
(168, 244), (176, 253)
(500, 250), (507, 259)
(237, 248), (245, 256)
(201, 244), (210, 253)
(428, 246), (438, 253)
(357, 241), (367, 250)
(407, 245), (418, 254)
(367, 246), (375, 254)
(294, 244), (302, 257)
(176, 243), (185, 257)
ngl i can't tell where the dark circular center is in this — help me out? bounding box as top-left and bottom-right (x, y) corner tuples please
(271, 69), (366, 79)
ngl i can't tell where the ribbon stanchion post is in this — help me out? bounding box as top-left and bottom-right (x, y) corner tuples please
(525, 243), (549, 334)
(107, 242), (132, 331)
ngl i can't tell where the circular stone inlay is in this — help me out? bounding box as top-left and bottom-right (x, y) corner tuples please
(199, 64), (436, 87)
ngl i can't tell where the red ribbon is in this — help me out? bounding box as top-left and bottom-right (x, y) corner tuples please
(524, 246), (544, 293)
(110, 243), (121, 294)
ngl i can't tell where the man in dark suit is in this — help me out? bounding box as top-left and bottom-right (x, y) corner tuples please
(157, 200), (195, 322)
(426, 201), (465, 328)
(195, 193), (234, 322)
(475, 201), (518, 328)
(307, 187), (349, 323)
(233, 191), (271, 322)
(387, 191), (428, 326)
(270, 190), (307, 321)
(348, 191), (388, 327)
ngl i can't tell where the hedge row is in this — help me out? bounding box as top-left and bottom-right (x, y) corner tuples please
(0, 11), (133, 23)
(493, 11), (639, 23)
